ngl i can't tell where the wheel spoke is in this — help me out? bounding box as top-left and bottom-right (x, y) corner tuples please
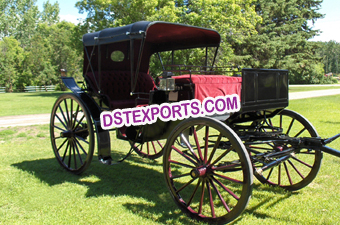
(198, 181), (206, 215)
(287, 160), (305, 179)
(213, 163), (242, 172)
(204, 126), (209, 163)
(171, 145), (198, 166)
(157, 140), (163, 149)
(210, 179), (231, 212)
(286, 118), (295, 136)
(74, 115), (85, 130)
(187, 179), (201, 207)
(68, 141), (72, 168)
(180, 133), (200, 163)
(62, 142), (69, 162)
(266, 168), (274, 180)
(72, 141), (77, 169)
(58, 105), (69, 128)
(170, 173), (191, 179)
(291, 156), (313, 168)
(70, 99), (73, 128)
(284, 162), (293, 185)
(210, 147), (233, 166)
(294, 128), (306, 138)
(72, 104), (80, 129)
(211, 176), (241, 200)
(278, 164), (281, 185)
(57, 138), (68, 152)
(213, 172), (243, 184)
(193, 128), (204, 161)
(54, 124), (66, 132)
(75, 134), (89, 144)
(207, 133), (222, 164)
(74, 138), (88, 156)
(169, 159), (195, 169)
(73, 139), (84, 165)
(151, 141), (157, 154)
(175, 177), (196, 194)
(64, 99), (71, 127)
(55, 113), (68, 130)
(206, 181), (215, 218)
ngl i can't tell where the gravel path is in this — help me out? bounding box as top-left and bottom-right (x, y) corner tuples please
(1, 88), (340, 127)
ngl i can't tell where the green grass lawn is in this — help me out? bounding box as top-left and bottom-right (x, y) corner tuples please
(0, 95), (340, 224)
(0, 91), (67, 116)
(289, 85), (340, 92)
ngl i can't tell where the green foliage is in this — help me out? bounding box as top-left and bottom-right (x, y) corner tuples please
(0, 37), (25, 92)
(76, 0), (261, 70)
(317, 40), (340, 75)
(232, 0), (325, 84)
(0, 0), (83, 91)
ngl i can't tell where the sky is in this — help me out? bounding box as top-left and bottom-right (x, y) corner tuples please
(36, 0), (340, 42)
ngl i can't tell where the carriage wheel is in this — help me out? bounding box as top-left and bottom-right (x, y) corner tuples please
(250, 109), (323, 191)
(132, 139), (166, 159)
(50, 93), (94, 174)
(163, 117), (253, 224)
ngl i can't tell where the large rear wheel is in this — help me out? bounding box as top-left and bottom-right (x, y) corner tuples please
(163, 117), (252, 224)
(50, 94), (94, 174)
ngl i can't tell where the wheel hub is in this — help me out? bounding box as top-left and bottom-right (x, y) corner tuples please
(190, 166), (207, 178)
(60, 130), (74, 138)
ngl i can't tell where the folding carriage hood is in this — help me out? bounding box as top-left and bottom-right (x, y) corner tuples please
(82, 21), (221, 51)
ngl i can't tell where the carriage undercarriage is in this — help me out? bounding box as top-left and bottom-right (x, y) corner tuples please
(49, 21), (340, 224)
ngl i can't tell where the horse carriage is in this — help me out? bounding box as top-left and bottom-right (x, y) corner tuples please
(50, 21), (340, 224)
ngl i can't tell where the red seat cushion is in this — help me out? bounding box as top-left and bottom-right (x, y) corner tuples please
(86, 71), (157, 109)
(173, 75), (242, 102)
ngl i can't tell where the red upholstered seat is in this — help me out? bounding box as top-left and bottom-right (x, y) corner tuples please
(173, 75), (242, 102)
(86, 71), (157, 110)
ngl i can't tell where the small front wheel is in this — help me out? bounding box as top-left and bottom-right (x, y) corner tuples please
(163, 117), (253, 224)
(50, 93), (94, 174)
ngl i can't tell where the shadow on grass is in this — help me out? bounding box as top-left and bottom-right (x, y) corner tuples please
(230, 183), (297, 224)
(12, 152), (297, 224)
(12, 152), (197, 224)
(321, 121), (340, 125)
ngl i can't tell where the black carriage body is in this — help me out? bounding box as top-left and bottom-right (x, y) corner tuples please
(66, 21), (290, 145)
(81, 21), (222, 144)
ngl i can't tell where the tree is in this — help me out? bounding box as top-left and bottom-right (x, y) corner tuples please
(232, 0), (325, 84)
(40, 0), (60, 26)
(317, 41), (340, 75)
(24, 21), (83, 88)
(0, 37), (24, 92)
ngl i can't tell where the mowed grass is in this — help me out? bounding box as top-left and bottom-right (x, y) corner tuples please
(0, 91), (68, 116)
(289, 85), (340, 92)
(0, 95), (340, 224)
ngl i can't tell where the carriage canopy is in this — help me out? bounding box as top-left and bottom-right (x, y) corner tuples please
(82, 21), (221, 52)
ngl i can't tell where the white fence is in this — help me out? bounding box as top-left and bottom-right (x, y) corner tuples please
(24, 85), (56, 92)
(0, 85), (56, 93)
